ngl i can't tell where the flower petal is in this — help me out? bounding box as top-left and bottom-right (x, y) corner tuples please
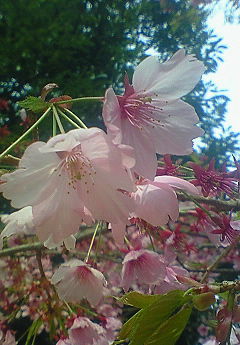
(133, 50), (206, 99)
(154, 176), (199, 195)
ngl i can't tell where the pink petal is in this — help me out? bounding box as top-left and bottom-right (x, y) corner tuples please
(110, 222), (126, 246)
(51, 260), (106, 307)
(120, 119), (157, 179)
(133, 50), (206, 99)
(133, 183), (179, 225)
(0, 144), (59, 208)
(144, 100), (204, 155)
(102, 88), (123, 145)
(154, 176), (199, 195)
(122, 250), (166, 291)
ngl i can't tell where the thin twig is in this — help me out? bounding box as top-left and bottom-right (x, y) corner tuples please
(201, 235), (240, 283)
(177, 192), (240, 212)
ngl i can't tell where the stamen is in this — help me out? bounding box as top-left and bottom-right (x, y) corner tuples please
(118, 94), (165, 129)
(53, 148), (96, 190)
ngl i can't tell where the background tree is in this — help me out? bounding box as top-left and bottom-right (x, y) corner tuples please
(0, 0), (239, 165)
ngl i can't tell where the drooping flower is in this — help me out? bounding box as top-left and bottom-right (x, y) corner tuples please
(0, 207), (76, 250)
(154, 246), (189, 294)
(121, 249), (166, 291)
(103, 50), (205, 179)
(51, 259), (107, 306)
(0, 128), (135, 243)
(68, 317), (108, 345)
(111, 175), (199, 245)
(0, 207), (34, 249)
(0, 330), (16, 345)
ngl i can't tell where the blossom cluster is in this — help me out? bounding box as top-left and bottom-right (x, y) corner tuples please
(0, 50), (240, 345)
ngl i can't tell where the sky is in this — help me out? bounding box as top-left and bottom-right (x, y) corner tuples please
(205, 0), (240, 133)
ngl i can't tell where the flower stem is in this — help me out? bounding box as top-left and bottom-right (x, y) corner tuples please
(52, 111), (57, 136)
(180, 190), (212, 218)
(57, 108), (80, 129)
(0, 107), (52, 159)
(63, 107), (88, 129)
(54, 96), (104, 105)
(52, 106), (65, 134)
(85, 222), (100, 263)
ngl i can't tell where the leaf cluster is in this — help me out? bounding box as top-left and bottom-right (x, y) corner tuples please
(117, 290), (192, 345)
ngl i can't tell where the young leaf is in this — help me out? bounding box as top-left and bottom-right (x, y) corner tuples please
(117, 291), (162, 309)
(118, 290), (191, 345)
(118, 309), (143, 340)
(145, 305), (192, 345)
(18, 96), (49, 113)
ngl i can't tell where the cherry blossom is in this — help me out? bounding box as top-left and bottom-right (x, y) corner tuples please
(121, 249), (166, 291)
(0, 331), (16, 345)
(0, 207), (34, 249)
(0, 207), (76, 250)
(68, 317), (108, 345)
(0, 128), (135, 243)
(111, 175), (199, 245)
(154, 246), (189, 294)
(51, 259), (107, 306)
(103, 49), (205, 178)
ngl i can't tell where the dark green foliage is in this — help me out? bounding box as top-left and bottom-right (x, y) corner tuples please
(0, 0), (237, 163)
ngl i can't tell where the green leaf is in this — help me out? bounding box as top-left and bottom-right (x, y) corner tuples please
(118, 309), (143, 340)
(145, 306), (192, 345)
(118, 290), (191, 345)
(18, 96), (49, 113)
(117, 291), (162, 309)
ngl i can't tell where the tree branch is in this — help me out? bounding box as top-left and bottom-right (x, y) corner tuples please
(177, 192), (240, 212)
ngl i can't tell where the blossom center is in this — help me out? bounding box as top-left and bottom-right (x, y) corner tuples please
(56, 147), (96, 190)
(117, 93), (164, 129)
(75, 266), (91, 280)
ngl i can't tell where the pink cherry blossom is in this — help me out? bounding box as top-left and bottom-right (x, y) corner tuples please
(0, 206), (34, 248)
(103, 49), (205, 179)
(154, 246), (189, 294)
(56, 339), (72, 345)
(0, 207), (76, 250)
(111, 175), (199, 245)
(51, 259), (107, 306)
(121, 249), (166, 291)
(0, 331), (16, 345)
(0, 128), (135, 243)
(68, 317), (108, 345)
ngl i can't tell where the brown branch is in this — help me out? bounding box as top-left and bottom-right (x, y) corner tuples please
(0, 242), (43, 257)
(177, 192), (240, 212)
(0, 225), (108, 258)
